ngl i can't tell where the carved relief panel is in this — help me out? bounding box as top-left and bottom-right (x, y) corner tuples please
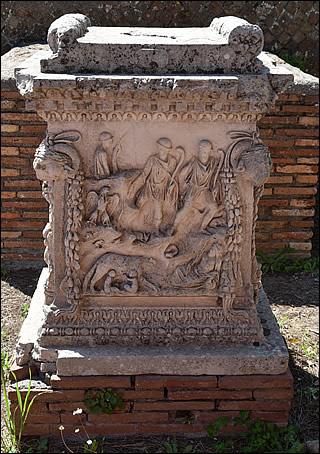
(34, 116), (271, 347)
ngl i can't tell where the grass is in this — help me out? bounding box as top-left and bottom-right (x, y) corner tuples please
(256, 247), (319, 276)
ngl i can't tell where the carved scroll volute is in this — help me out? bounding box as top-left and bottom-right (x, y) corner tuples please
(210, 16), (264, 58)
(33, 131), (83, 312)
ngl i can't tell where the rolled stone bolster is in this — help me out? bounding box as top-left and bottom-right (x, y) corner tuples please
(47, 13), (91, 54)
(210, 16), (264, 57)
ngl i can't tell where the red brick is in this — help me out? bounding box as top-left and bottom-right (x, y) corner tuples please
(276, 164), (318, 174)
(1, 112), (43, 121)
(266, 174), (293, 184)
(1, 212), (21, 219)
(275, 129), (319, 137)
(290, 199), (315, 208)
(4, 180), (41, 188)
(1, 99), (16, 109)
(282, 105), (319, 114)
(256, 221), (288, 229)
(1, 136), (42, 145)
(1, 231), (22, 239)
(21, 168), (36, 175)
(272, 158), (295, 164)
(272, 232), (313, 240)
(218, 400), (291, 411)
(50, 375), (131, 389)
(250, 411), (289, 422)
(59, 414), (87, 424)
(17, 191), (44, 199)
(19, 125), (47, 134)
(136, 424), (204, 434)
(19, 147), (37, 155)
(1, 169), (20, 177)
(259, 128), (273, 136)
(9, 361), (38, 380)
(298, 117), (319, 126)
(255, 232), (270, 241)
(273, 187), (317, 195)
(1, 90), (22, 99)
(297, 157), (319, 164)
(4, 240), (44, 248)
(259, 200), (289, 207)
(1, 146), (19, 155)
(290, 221), (314, 228)
(168, 390), (252, 400)
(26, 413), (61, 424)
(289, 242), (312, 251)
(1, 191), (16, 198)
(87, 412), (168, 424)
(2, 220), (45, 228)
(296, 139), (319, 147)
(258, 116), (298, 125)
(134, 401), (215, 411)
(262, 188), (272, 195)
(263, 139), (295, 148)
(304, 95), (319, 103)
(9, 389), (84, 403)
(23, 232), (44, 238)
(253, 389), (294, 400)
(269, 105), (281, 113)
(135, 375), (217, 389)
(19, 425), (51, 436)
(272, 208), (315, 217)
(122, 390), (164, 400)
(271, 148), (319, 157)
(1, 253), (43, 260)
(196, 411), (241, 423)
(277, 94), (301, 102)
(49, 401), (88, 412)
(26, 403), (49, 414)
(2, 201), (48, 208)
(1, 157), (28, 166)
(219, 370), (293, 389)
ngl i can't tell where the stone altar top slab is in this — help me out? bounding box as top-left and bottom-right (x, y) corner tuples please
(40, 14), (265, 74)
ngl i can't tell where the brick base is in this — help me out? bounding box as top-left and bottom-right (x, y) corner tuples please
(9, 364), (293, 438)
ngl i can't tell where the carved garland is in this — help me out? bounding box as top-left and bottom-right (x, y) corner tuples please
(63, 170), (85, 314)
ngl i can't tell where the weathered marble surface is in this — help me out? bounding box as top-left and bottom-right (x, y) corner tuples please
(14, 14), (293, 373)
(40, 14), (264, 74)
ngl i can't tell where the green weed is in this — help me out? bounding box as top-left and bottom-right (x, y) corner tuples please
(207, 410), (304, 453)
(1, 265), (11, 278)
(256, 247), (319, 276)
(84, 388), (124, 415)
(1, 362), (43, 453)
(21, 303), (29, 319)
(278, 53), (308, 72)
(26, 438), (48, 453)
(163, 438), (194, 453)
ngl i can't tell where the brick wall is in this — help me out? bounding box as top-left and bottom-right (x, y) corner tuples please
(1, 86), (319, 266)
(256, 93), (319, 255)
(9, 366), (293, 437)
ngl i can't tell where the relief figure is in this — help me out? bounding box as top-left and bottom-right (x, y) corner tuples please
(173, 140), (225, 236)
(127, 138), (180, 234)
(94, 131), (121, 178)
